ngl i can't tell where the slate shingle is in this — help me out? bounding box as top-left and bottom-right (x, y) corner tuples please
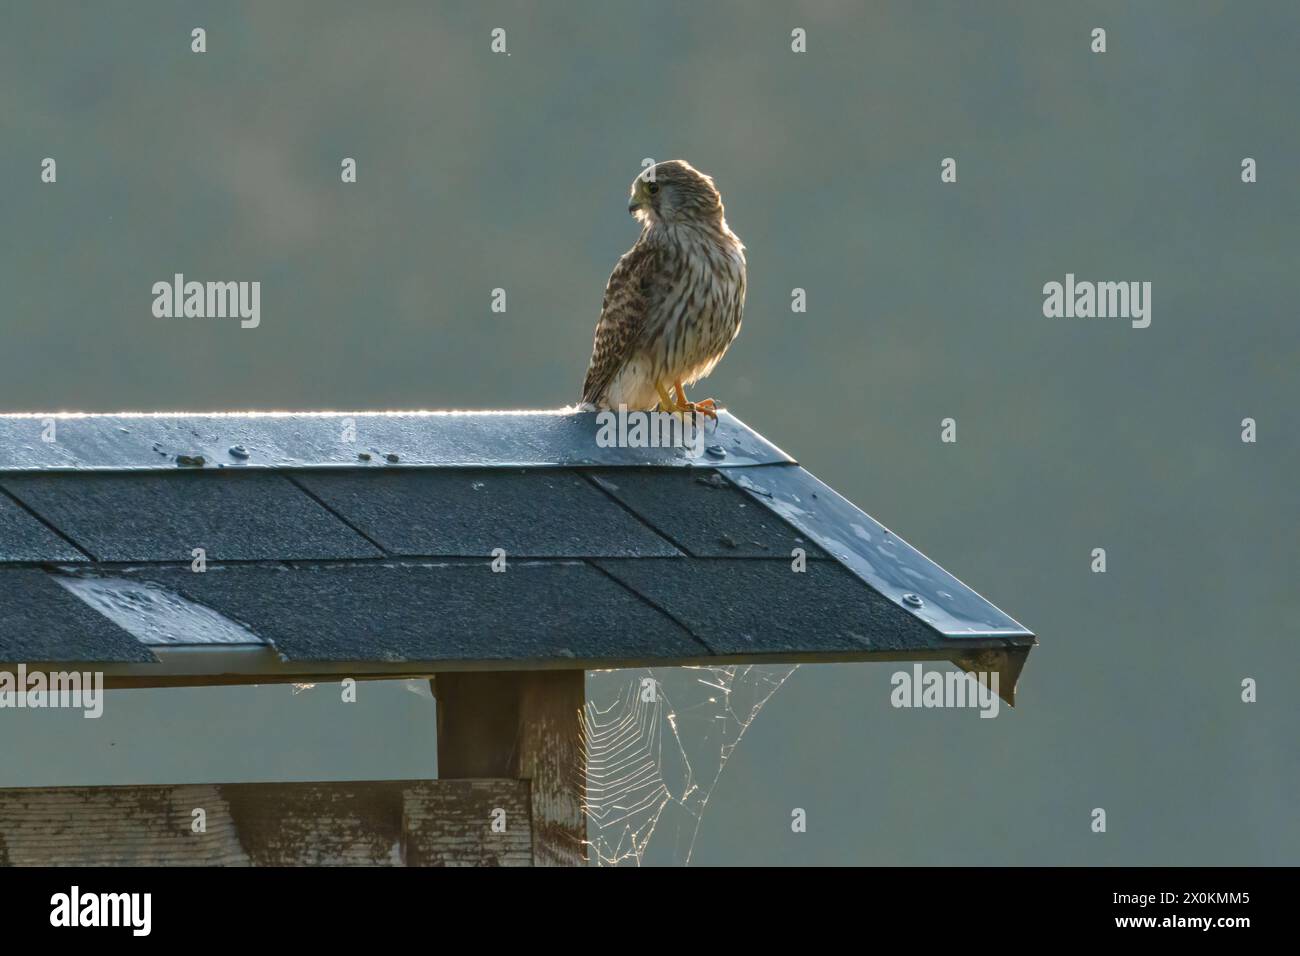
(0, 570), (156, 662)
(594, 557), (942, 655)
(0, 493), (86, 563)
(114, 561), (710, 663)
(1, 473), (381, 562)
(586, 468), (827, 558)
(296, 470), (680, 558)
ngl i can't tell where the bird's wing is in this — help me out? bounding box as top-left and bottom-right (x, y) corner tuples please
(582, 242), (659, 405)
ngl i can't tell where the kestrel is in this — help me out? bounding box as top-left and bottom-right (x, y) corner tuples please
(581, 160), (746, 419)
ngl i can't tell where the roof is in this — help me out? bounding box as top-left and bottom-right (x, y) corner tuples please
(0, 411), (1035, 699)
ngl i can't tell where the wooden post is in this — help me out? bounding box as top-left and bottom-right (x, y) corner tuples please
(435, 670), (586, 866)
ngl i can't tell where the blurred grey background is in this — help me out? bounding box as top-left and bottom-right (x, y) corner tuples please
(1, 1), (1296, 864)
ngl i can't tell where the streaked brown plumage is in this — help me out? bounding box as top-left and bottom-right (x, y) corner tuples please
(581, 160), (746, 417)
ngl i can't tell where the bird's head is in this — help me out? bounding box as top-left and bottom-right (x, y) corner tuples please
(628, 160), (724, 226)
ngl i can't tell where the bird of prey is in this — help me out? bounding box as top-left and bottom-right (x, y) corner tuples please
(581, 160), (746, 419)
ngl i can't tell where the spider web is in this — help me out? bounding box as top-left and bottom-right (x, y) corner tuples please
(582, 664), (797, 866)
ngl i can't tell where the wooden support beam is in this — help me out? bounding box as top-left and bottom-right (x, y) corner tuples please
(435, 670), (586, 866)
(0, 779), (530, 866)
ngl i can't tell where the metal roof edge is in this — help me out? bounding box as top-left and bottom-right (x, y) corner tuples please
(0, 409), (794, 472)
(722, 463), (1037, 643)
(4, 641), (1027, 684)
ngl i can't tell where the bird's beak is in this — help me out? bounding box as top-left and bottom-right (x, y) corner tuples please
(629, 179), (649, 215)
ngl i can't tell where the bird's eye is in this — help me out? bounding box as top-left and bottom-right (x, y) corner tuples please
(647, 183), (660, 194)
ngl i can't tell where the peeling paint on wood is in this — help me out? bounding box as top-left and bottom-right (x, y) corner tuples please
(516, 671), (586, 866)
(404, 781), (531, 866)
(0, 779), (530, 866)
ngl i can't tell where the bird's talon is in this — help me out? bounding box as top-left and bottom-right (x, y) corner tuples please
(681, 399), (718, 422)
(676, 402), (716, 422)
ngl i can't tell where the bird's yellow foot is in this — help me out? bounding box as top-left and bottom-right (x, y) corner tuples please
(656, 398), (719, 421)
(667, 398), (717, 421)
(672, 382), (719, 421)
(660, 400), (716, 421)
(654, 383), (678, 414)
(654, 382), (720, 420)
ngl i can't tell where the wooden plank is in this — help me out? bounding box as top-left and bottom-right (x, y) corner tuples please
(0, 783), (245, 866)
(436, 670), (587, 866)
(0, 779), (529, 867)
(404, 780), (532, 867)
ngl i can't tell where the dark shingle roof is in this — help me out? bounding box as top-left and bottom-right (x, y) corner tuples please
(0, 411), (1035, 691)
(0, 569), (157, 663)
(294, 470), (681, 558)
(4, 472), (383, 562)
